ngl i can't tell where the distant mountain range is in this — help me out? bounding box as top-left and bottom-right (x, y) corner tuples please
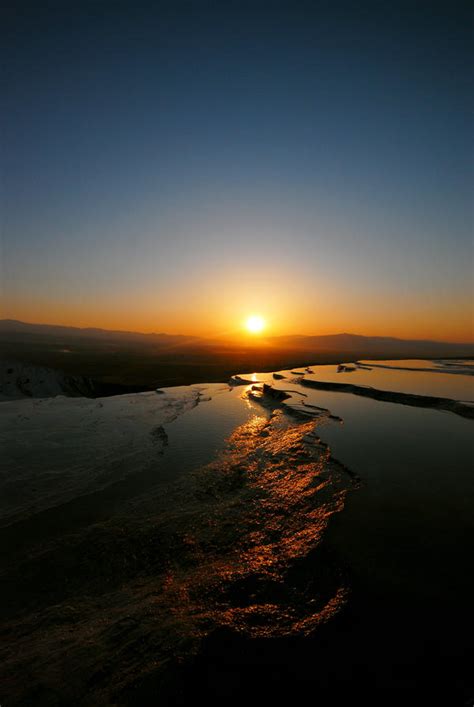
(0, 319), (199, 346)
(1, 319), (473, 357)
(267, 332), (474, 356)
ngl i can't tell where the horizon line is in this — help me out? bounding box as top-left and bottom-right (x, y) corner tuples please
(1, 318), (473, 346)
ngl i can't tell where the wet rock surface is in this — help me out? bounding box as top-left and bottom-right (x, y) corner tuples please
(0, 408), (354, 705)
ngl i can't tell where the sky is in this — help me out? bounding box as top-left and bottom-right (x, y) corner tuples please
(2, 0), (473, 341)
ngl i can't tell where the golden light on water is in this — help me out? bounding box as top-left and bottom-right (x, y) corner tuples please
(245, 315), (266, 334)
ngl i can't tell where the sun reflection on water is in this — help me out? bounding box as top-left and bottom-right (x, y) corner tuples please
(153, 409), (356, 641)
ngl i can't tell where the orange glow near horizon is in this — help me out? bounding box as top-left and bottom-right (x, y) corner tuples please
(3, 307), (473, 344)
(3, 287), (474, 343)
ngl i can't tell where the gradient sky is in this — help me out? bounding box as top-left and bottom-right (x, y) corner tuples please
(2, 1), (473, 340)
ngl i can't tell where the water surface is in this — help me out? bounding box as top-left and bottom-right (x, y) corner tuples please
(2, 359), (473, 704)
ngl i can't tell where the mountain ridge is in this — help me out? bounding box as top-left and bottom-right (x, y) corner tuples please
(1, 319), (472, 348)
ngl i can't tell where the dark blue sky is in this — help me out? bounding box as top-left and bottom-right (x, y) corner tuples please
(2, 1), (473, 339)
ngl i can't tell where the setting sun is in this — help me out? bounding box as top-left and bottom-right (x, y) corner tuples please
(245, 315), (266, 334)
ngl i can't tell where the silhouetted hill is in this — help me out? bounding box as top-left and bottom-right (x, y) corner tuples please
(1, 320), (472, 355)
(0, 319), (198, 347)
(268, 332), (474, 357)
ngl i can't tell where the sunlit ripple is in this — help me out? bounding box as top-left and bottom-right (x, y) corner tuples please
(156, 410), (356, 639)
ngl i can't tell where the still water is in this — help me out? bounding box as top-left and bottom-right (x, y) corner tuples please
(299, 362), (473, 400)
(161, 361), (474, 607)
(238, 362), (474, 591)
(2, 359), (473, 703)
